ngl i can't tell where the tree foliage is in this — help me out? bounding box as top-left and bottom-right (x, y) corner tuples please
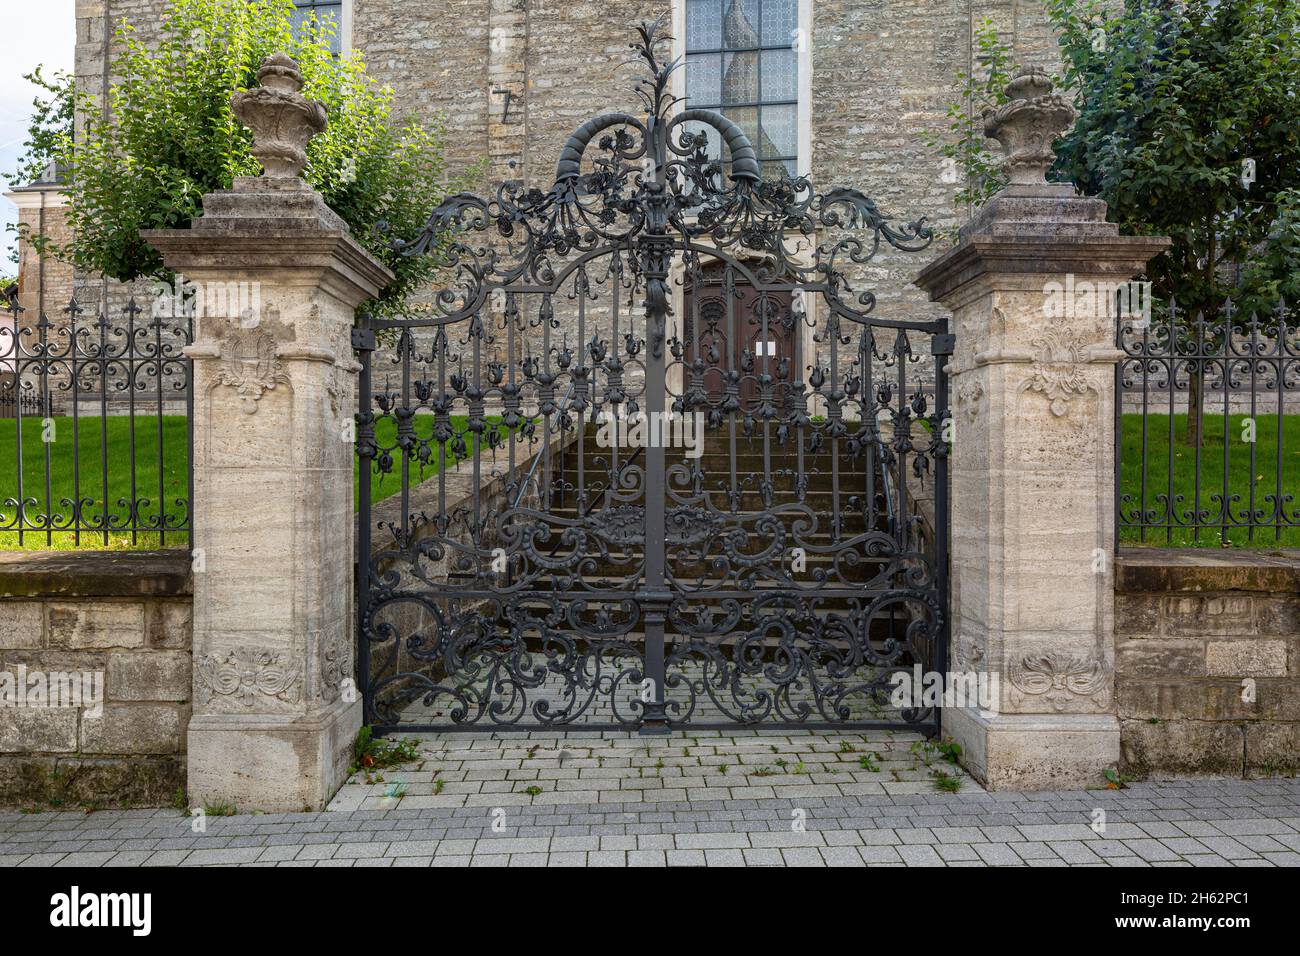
(11, 0), (472, 319)
(1046, 0), (1300, 320)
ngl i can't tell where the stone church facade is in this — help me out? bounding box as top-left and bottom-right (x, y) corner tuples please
(9, 0), (1063, 324)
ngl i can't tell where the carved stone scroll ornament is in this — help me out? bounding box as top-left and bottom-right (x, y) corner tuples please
(231, 53), (327, 180)
(320, 630), (351, 704)
(1020, 327), (1093, 417)
(982, 68), (1077, 187)
(215, 326), (289, 414)
(1009, 652), (1111, 712)
(195, 649), (302, 706)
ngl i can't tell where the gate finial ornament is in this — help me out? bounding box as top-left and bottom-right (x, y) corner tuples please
(231, 53), (327, 181)
(982, 67), (1076, 187)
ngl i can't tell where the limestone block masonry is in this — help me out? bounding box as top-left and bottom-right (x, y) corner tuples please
(0, 551), (192, 808)
(1116, 550), (1300, 778)
(143, 55), (393, 812)
(914, 68), (1169, 790)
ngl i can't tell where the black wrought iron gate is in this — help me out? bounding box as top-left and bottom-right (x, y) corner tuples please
(355, 22), (951, 735)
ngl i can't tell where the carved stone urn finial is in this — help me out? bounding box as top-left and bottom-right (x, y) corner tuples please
(231, 53), (327, 181)
(982, 66), (1077, 187)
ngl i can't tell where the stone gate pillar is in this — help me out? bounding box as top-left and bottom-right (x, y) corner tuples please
(914, 69), (1168, 789)
(144, 55), (393, 811)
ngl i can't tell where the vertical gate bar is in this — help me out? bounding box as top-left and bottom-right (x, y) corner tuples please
(760, 292), (771, 503)
(12, 306), (24, 547)
(507, 294), (516, 489)
(859, 330), (868, 532)
(830, 319), (841, 540)
(541, 297), (552, 510)
(1275, 309), (1287, 542)
(610, 261), (620, 490)
(472, 317), (482, 536)
(726, 265), (737, 506)
(932, 321), (952, 738)
(400, 330), (412, 542)
(794, 293), (804, 501)
(1113, 342), (1122, 555)
(186, 307), (194, 550)
(437, 328), (447, 523)
(94, 305), (106, 545)
(355, 319), (375, 726)
(70, 305), (81, 546)
(577, 280), (586, 511)
(895, 334), (910, 549)
(692, 257), (704, 493)
(152, 304), (163, 548)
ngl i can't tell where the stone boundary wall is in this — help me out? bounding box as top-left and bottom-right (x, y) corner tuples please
(1116, 549), (1300, 778)
(0, 551), (192, 808)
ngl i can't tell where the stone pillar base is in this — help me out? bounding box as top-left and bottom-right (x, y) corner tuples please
(186, 697), (361, 812)
(944, 708), (1119, 791)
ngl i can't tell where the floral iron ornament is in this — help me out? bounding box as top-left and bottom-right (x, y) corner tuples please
(394, 17), (934, 325)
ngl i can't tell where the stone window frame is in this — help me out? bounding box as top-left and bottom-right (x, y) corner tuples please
(671, 0), (813, 180)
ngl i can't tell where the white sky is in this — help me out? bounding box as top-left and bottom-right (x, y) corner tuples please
(0, 1), (76, 271)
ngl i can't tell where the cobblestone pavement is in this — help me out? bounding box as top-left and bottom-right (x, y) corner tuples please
(2, 731), (1299, 867)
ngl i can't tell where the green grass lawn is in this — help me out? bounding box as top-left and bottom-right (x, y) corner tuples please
(0, 414), (508, 551)
(5, 411), (1295, 551)
(1119, 413), (1300, 548)
(0, 415), (190, 551)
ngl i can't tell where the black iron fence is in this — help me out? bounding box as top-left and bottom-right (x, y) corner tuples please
(1116, 299), (1300, 547)
(1, 296), (193, 548)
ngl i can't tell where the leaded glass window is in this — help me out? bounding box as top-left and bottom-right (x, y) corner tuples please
(684, 0), (800, 179)
(292, 0), (344, 56)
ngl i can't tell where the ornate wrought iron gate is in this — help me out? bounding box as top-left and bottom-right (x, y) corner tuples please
(355, 21), (951, 735)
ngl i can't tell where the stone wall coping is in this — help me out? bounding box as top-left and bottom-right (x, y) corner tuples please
(1116, 548), (1300, 594)
(0, 549), (193, 599)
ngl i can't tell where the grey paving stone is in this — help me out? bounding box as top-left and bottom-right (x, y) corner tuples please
(935, 843), (980, 862)
(896, 844), (943, 866)
(973, 843), (1024, 866)
(182, 847), (264, 866)
(628, 850), (667, 866)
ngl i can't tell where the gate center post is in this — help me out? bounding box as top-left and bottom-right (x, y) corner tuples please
(636, 135), (674, 731)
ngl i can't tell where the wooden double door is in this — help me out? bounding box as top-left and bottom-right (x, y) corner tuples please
(682, 264), (797, 406)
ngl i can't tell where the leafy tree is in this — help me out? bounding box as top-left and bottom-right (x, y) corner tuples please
(10, 0), (471, 319)
(5, 66), (74, 192)
(4, 66), (74, 269)
(932, 1), (1300, 446)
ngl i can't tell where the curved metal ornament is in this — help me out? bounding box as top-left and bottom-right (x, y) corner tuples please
(355, 18), (950, 733)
